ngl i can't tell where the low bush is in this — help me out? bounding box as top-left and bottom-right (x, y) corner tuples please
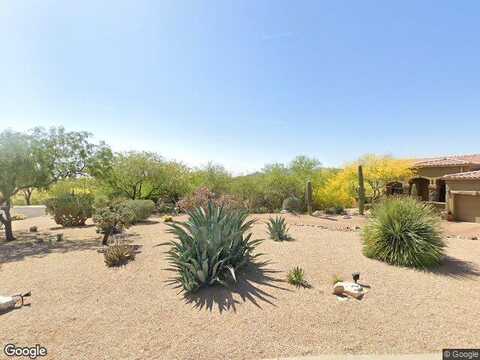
(45, 193), (94, 227)
(325, 205), (344, 215)
(267, 216), (292, 241)
(93, 201), (135, 245)
(104, 244), (135, 267)
(156, 199), (178, 214)
(177, 187), (243, 213)
(163, 216), (173, 223)
(124, 199), (155, 223)
(362, 197), (445, 269)
(164, 202), (261, 293)
(282, 196), (303, 213)
(251, 206), (270, 214)
(287, 266), (310, 288)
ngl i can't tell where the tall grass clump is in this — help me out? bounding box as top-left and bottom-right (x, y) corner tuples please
(287, 266), (310, 288)
(164, 202), (262, 293)
(267, 216), (292, 241)
(362, 197), (444, 269)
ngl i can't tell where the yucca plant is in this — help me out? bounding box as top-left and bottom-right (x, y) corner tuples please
(362, 197), (445, 269)
(287, 266), (310, 288)
(164, 202), (262, 293)
(267, 216), (292, 241)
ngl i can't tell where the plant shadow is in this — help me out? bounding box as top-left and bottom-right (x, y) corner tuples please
(0, 231), (101, 264)
(183, 261), (290, 313)
(429, 256), (480, 279)
(49, 224), (96, 230)
(135, 219), (160, 226)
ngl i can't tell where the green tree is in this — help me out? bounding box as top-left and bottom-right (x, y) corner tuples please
(189, 162), (232, 195)
(261, 163), (300, 211)
(0, 127), (111, 241)
(289, 155), (321, 181)
(98, 152), (167, 200)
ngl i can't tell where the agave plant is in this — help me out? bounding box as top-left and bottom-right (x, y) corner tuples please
(164, 202), (262, 293)
(267, 216), (292, 241)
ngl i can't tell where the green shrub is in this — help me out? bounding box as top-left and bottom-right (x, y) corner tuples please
(163, 216), (173, 223)
(251, 206), (270, 214)
(177, 187), (243, 213)
(287, 266), (310, 288)
(45, 193), (94, 227)
(124, 199), (155, 223)
(156, 199), (177, 214)
(362, 197), (445, 269)
(104, 244), (135, 267)
(282, 196), (303, 213)
(164, 202), (261, 293)
(93, 201), (135, 245)
(325, 205), (344, 215)
(267, 216), (292, 241)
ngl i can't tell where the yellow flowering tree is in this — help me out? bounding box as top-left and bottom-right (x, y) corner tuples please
(314, 154), (414, 209)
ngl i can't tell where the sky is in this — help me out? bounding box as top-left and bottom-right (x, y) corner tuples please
(1, 1), (480, 174)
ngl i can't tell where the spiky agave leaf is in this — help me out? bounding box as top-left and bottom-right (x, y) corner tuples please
(165, 202), (262, 293)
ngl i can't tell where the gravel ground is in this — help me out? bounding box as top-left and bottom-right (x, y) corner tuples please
(1, 214), (479, 360)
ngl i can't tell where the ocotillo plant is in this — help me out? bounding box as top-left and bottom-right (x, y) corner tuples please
(358, 165), (366, 215)
(306, 180), (313, 215)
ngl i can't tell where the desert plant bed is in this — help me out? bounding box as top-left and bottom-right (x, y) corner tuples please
(1, 213), (479, 359)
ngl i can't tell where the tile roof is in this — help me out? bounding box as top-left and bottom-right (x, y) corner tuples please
(413, 154), (480, 168)
(443, 170), (480, 181)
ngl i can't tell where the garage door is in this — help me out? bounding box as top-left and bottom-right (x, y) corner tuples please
(455, 194), (480, 223)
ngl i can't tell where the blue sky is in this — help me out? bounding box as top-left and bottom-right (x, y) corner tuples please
(1, 1), (480, 174)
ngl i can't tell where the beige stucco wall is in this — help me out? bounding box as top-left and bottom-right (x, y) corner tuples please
(446, 180), (480, 192)
(415, 166), (468, 179)
(445, 180), (480, 223)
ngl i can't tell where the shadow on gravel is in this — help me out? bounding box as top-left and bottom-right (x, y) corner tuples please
(0, 231), (101, 264)
(49, 224), (96, 230)
(429, 256), (480, 279)
(183, 261), (291, 313)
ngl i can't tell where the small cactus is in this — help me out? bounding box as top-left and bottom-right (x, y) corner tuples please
(358, 165), (366, 215)
(306, 180), (313, 215)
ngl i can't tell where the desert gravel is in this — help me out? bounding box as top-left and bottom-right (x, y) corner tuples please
(1, 214), (479, 360)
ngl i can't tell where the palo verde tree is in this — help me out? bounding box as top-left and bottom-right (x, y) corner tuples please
(0, 127), (111, 241)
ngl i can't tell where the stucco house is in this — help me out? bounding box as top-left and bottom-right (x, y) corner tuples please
(409, 154), (480, 222)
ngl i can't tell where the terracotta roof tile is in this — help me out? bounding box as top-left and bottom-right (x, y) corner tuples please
(413, 154), (480, 168)
(443, 170), (480, 181)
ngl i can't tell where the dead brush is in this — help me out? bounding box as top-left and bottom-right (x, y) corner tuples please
(104, 237), (136, 267)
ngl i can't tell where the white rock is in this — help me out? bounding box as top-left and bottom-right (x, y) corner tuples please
(333, 282), (364, 299)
